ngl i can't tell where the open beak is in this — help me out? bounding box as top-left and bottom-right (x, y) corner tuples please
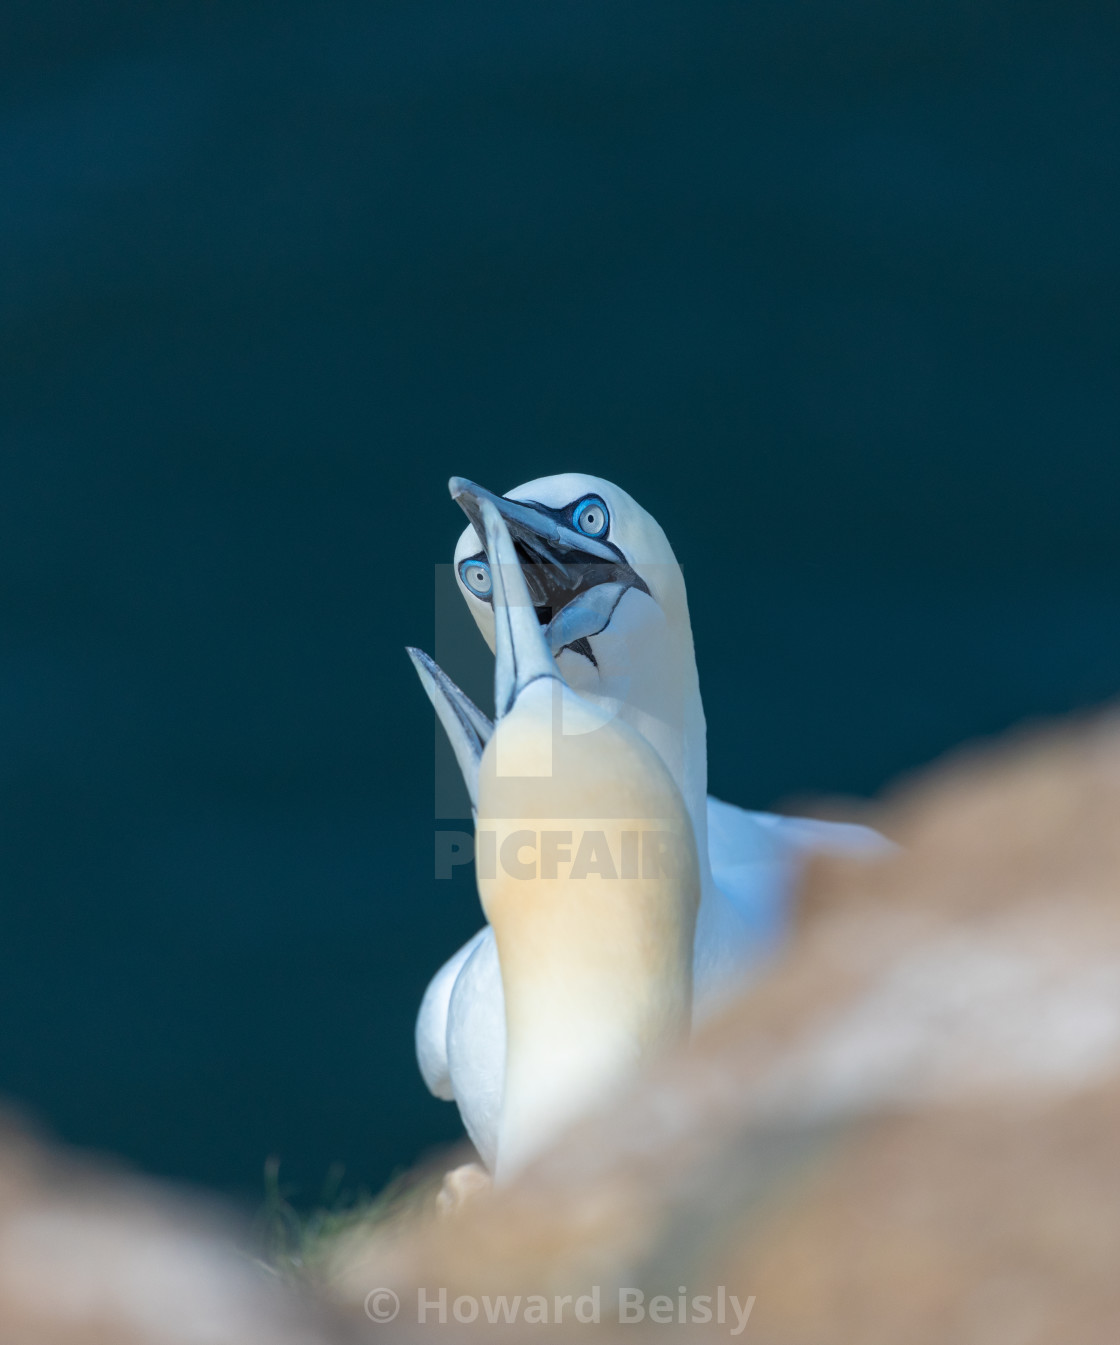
(405, 647), (492, 815)
(450, 477), (648, 657)
(405, 498), (568, 805)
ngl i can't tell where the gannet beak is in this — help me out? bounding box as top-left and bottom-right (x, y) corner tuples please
(406, 647), (493, 813)
(478, 498), (561, 718)
(450, 477), (617, 563)
(450, 477), (650, 656)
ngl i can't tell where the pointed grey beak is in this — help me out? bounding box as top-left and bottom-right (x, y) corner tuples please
(406, 647), (493, 814)
(449, 476), (618, 564)
(479, 498), (560, 718)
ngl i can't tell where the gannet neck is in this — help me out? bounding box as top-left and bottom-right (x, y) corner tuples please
(477, 694), (698, 1181)
(555, 579), (710, 879)
(476, 500), (700, 1181)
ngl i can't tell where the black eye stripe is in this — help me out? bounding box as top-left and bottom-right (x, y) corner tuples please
(508, 495), (626, 557)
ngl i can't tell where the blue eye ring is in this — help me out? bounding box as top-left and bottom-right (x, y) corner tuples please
(458, 556), (493, 599)
(573, 496), (609, 539)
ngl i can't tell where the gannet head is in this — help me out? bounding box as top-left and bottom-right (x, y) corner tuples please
(472, 497), (700, 1179)
(449, 474), (708, 866)
(451, 473), (688, 667)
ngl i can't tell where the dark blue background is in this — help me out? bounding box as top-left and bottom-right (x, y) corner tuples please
(2, 1), (1117, 1203)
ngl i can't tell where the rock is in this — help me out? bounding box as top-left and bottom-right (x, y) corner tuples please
(0, 1117), (353, 1345)
(4, 709), (1118, 1343)
(322, 710), (1120, 1345)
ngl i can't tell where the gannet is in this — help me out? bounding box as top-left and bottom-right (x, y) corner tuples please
(411, 474), (886, 1168)
(421, 500), (699, 1181)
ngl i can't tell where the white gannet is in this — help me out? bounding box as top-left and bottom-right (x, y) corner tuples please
(411, 473), (886, 1168)
(420, 499), (699, 1181)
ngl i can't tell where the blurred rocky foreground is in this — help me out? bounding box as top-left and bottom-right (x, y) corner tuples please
(4, 711), (1120, 1344)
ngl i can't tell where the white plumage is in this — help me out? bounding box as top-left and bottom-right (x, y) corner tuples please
(410, 474), (887, 1171)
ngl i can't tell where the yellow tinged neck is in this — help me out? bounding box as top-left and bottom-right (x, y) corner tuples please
(477, 680), (699, 1179)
